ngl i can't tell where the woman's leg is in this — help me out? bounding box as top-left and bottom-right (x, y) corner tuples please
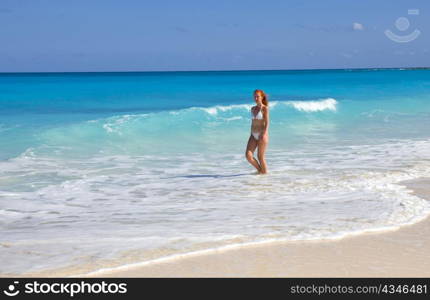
(257, 135), (268, 174)
(245, 135), (261, 172)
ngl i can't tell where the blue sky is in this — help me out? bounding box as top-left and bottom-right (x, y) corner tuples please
(0, 0), (429, 72)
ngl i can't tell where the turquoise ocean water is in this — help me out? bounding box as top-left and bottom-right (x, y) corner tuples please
(1, 69), (430, 275)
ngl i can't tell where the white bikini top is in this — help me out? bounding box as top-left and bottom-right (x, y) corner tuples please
(251, 107), (263, 120)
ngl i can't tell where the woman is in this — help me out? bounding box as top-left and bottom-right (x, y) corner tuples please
(245, 89), (269, 174)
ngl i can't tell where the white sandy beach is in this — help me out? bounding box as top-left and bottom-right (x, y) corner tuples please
(67, 177), (430, 278)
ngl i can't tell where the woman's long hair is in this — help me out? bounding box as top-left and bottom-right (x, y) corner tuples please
(254, 89), (268, 106)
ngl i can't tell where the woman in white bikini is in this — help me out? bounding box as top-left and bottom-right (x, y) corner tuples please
(245, 89), (269, 174)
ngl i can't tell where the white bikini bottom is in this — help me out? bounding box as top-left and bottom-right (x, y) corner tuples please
(251, 131), (261, 140)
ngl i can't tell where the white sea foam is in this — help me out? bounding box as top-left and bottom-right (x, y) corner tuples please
(1, 137), (430, 275)
(285, 98), (338, 112)
(197, 103), (252, 115)
(190, 98), (337, 116)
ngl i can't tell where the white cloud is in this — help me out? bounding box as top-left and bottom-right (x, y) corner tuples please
(353, 22), (364, 31)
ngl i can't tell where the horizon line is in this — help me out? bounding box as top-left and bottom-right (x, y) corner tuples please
(0, 66), (429, 75)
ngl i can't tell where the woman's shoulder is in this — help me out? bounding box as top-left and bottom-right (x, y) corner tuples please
(261, 104), (268, 112)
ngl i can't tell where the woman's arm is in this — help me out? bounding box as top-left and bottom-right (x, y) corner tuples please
(261, 105), (269, 136)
